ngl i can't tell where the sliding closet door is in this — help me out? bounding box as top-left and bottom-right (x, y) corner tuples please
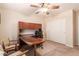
(46, 19), (66, 44)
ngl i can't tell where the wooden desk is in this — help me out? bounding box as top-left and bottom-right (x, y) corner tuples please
(19, 36), (45, 56)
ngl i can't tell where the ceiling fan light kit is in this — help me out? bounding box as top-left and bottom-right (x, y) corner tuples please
(40, 8), (48, 12)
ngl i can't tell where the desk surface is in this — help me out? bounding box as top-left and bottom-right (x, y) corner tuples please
(20, 36), (45, 46)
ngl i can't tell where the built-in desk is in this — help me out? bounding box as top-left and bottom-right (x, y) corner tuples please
(19, 36), (45, 56)
(18, 21), (44, 55)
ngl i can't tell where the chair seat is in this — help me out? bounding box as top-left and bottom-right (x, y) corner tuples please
(5, 45), (15, 49)
(0, 51), (4, 56)
(22, 54), (26, 56)
(9, 50), (28, 56)
(5, 43), (19, 49)
(4, 45), (16, 53)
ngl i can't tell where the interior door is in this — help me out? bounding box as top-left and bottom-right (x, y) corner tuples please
(46, 19), (66, 44)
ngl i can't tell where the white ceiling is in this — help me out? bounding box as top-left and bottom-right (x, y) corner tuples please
(0, 3), (79, 16)
(0, 3), (38, 16)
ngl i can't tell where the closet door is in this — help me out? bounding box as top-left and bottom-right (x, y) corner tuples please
(46, 19), (66, 44)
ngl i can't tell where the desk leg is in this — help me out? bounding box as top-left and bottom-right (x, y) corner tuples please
(34, 45), (36, 56)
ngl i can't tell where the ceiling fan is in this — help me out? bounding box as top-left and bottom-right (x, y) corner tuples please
(30, 3), (60, 15)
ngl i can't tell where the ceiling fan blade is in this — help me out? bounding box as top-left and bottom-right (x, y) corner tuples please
(48, 5), (60, 9)
(30, 5), (40, 8)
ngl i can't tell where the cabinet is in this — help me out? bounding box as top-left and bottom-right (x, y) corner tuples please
(19, 22), (29, 29)
(19, 21), (42, 30)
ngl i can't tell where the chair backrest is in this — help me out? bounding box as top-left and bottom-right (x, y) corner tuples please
(0, 39), (5, 51)
(1, 41), (6, 52)
(0, 44), (4, 51)
(0, 37), (10, 46)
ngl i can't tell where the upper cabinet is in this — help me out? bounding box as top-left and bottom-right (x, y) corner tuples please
(19, 21), (42, 30)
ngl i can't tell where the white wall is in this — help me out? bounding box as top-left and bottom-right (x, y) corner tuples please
(45, 10), (76, 47)
(0, 8), (42, 41)
(76, 11), (79, 45)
